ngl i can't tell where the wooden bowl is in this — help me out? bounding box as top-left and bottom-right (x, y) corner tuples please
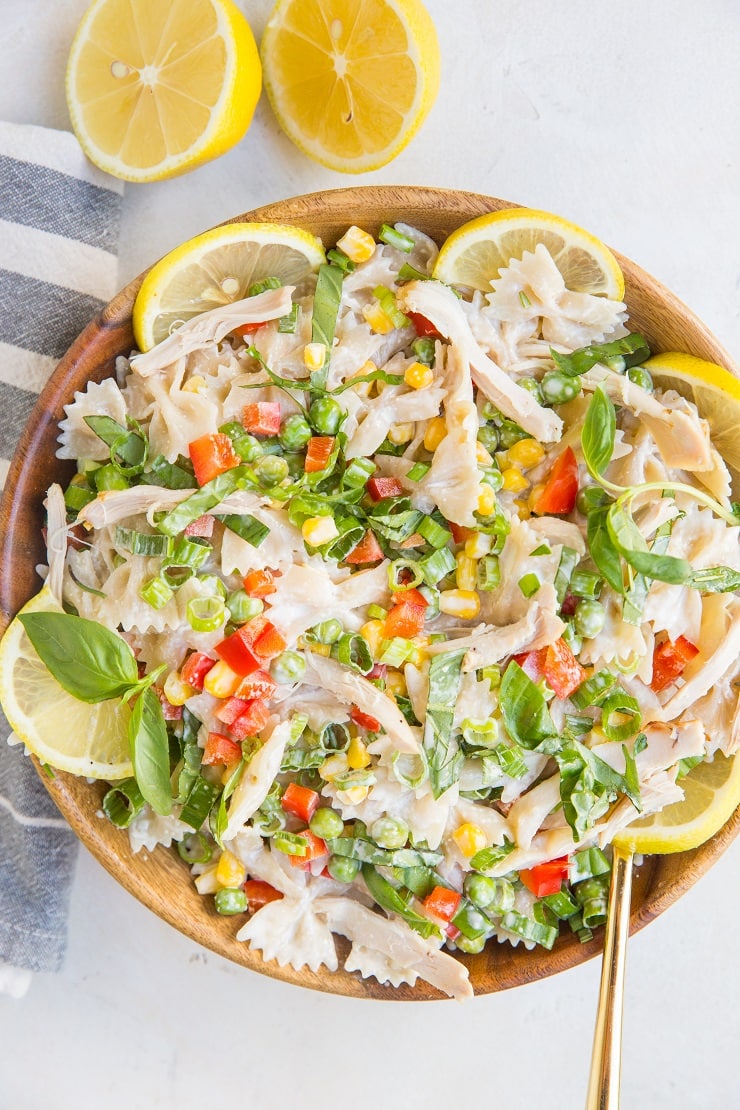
(1, 185), (738, 1000)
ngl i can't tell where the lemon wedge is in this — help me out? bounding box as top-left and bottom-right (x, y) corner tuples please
(433, 208), (625, 299)
(645, 351), (740, 489)
(65, 0), (261, 182)
(132, 222), (326, 350)
(614, 753), (740, 854)
(260, 0), (441, 173)
(0, 588), (133, 780)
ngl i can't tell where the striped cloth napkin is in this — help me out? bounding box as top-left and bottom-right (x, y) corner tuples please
(0, 121), (123, 996)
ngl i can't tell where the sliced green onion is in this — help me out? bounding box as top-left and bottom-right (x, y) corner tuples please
(115, 527), (174, 558)
(217, 513), (270, 548)
(570, 669), (618, 710)
(600, 690), (641, 742)
(102, 778), (145, 828)
(335, 633), (373, 674)
(570, 847), (611, 883)
(248, 275), (281, 297)
(270, 651), (306, 684)
(416, 515), (452, 549)
(481, 664), (501, 689)
(499, 910), (557, 949)
(530, 543), (552, 557)
(277, 303), (300, 334)
(187, 596), (226, 632)
(407, 460), (431, 481)
(388, 558), (424, 592)
(343, 456), (376, 488)
(326, 247), (355, 272)
(570, 569), (603, 599)
(399, 262), (430, 282)
(419, 546), (456, 586)
(273, 830), (309, 857)
(319, 722), (351, 751)
(168, 536), (211, 569)
(64, 477), (96, 512)
(461, 718), (500, 748)
(215, 888), (248, 915)
(198, 574), (227, 599)
(542, 888), (580, 919)
(367, 604), (388, 621)
(451, 901), (489, 940)
(379, 637), (415, 667)
(311, 619), (343, 645)
(161, 564), (194, 589)
(575, 876), (609, 929)
(373, 285), (410, 329)
(569, 910), (593, 944)
(379, 223), (415, 252)
(518, 572), (540, 598)
(554, 546), (579, 606)
(179, 777), (220, 830)
(140, 575), (174, 609)
(477, 555), (501, 591)
(470, 838), (515, 873)
(391, 749), (428, 789)
(177, 831), (213, 864)
(93, 464), (130, 490)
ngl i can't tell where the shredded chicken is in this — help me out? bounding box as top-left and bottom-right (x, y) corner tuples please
(427, 605), (565, 671)
(224, 719), (292, 839)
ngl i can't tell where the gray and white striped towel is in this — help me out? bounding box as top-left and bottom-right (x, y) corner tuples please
(0, 121), (123, 996)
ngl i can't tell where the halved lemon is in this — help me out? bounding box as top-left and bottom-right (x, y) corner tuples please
(0, 588), (133, 780)
(433, 208), (625, 299)
(260, 0), (441, 173)
(645, 351), (740, 488)
(132, 222), (326, 350)
(614, 753), (740, 854)
(66, 0), (261, 182)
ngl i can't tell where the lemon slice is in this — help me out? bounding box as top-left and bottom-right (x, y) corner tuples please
(0, 588), (133, 780)
(645, 351), (740, 489)
(433, 208), (625, 299)
(132, 222), (326, 350)
(260, 0), (441, 173)
(66, 0), (261, 183)
(614, 753), (740, 854)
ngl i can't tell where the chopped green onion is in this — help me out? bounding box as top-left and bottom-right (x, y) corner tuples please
(388, 558), (424, 592)
(477, 555), (501, 591)
(214, 888), (248, 915)
(169, 535), (211, 569)
(342, 456), (376, 488)
(187, 596), (226, 632)
(179, 777), (220, 830)
(407, 460), (431, 482)
(569, 910), (593, 944)
(419, 546), (456, 586)
(367, 604), (388, 621)
(198, 574), (227, 599)
(570, 847), (611, 883)
(379, 223), (415, 252)
(530, 543), (551, 557)
(161, 564), (193, 589)
(411, 337), (436, 365)
(575, 876), (609, 929)
(311, 619), (343, 645)
(332, 768), (376, 790)
(335, 633), (373, 674)
(481, 664), (501, 689)
(554, 546), (579, 605)
(399, 262), (430, 282)
(64, 477), (96, 512)
(470, 838), (515, 873)
(248, 275), (281, 297)
(451, 901), (489, 940)
(93, 464), (130, 491)
(499, 910), (557, 949)
(391, 749), (428, 789)
(518, 572), (540, 598)
(373, 285), (410, 329)
(273, 830), (309, 857)
(177, 831), (213, 864)
(217, 513), (270, 548)
(326, 247), (355, 273)
(140, 575), (173, 609)
(102, 778), (145, 828)
(270, 651), (306, 684)
(115, 527), (174, 558)
(570, 669), (618, 709)
(542, 888), (580, 919)
(600, 690), (641, 742)
(416, 515), (452, 549)
(277, 303), (300, 334)
(519, 290), (532, 309)
(379, 637), (415, 667)
(461, 718), (500, 748)
(570, 569), (603, 599)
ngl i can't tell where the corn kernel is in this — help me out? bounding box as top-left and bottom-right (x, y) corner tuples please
(215, 849), (246, 889)
(349, 359), (377, 399)
(320, 753), (350, 782)
(515, 499), (532, 520)
(455, 552), (478, 591)
(336, 225), (376, 264)
(203, 660), (242, 699)
(476, 441), (494, 466)
(501, 466), (529, 492)
(362, 302), (394, 334)
(406, 644), (427, 667)
(306, 641), (332, 656)
(302, 515), (339, 546)
(404, 362), (434, 390)
(388, 421), (415, 445)
(477, 483), (497, 516)
(453, 822), (488, 858)
(194, 865), (220, 895)
(464, 532), (493, 559)
(303, 342), (326, 371)
(528, 482), (547, 512)
(163, 670), (195, 706)
(360, 619), (386, 659)
(336, 785), (370, 805)
(347, 736), (371, 769)
(182, 375), (206, 394)
(424, 416), (447, 451)
(439, 589), (481, 619)
(385, 669), (407, 697)
(507, 437), (545, 469)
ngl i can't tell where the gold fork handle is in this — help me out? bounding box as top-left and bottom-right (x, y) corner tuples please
(585, 844), (634, 1110)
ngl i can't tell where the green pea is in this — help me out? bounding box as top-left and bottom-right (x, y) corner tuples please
(284, 452), (306, 478)
(497, 418), (529, 449)
(309, 807), (345, 839)
(576, 485), (612, 515)
(214, 888), (248, 915)
(254, 454), (289, 487)
(541, 371), (582, 406)
(453, 933), (487, 954)
(280, 413), (313, 451)
(270, 651), (306, 684)
(574, 599), (606, 640)
(477, 424), (499, 453)
(626, 366), (654, 392)
(233, 433), (265, 463)
(309, 396), (344, 435)
(482, 467), (504, 493)
(481, 402), (501, 421)
(463, 872), (498, 909)
(327, 854), (361, 883)
(311, 618), (342, 644)
(603, 354), (626, 374)
(370, 816), (409, 850)
(519, 377), (544, 404)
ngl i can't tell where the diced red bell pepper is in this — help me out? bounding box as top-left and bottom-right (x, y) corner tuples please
(230, 698), (272, 739)
(180, 651), (216, 691)
(188, 433), (240, 487)
(449, 522), (473, 544)
(384, 599), (426, 638)
(235, 669), (277, 701)
(154, 685), (182, 721)
(215, 628), (262, 677)
(560, 592), (578, 617)
(520, 856), (570, 898)
(446, 924), (462, 941)
(408, 311), (441, 339)
(243, 568), (277, 598)
(534, 446), (579, 515)
(184, 514), (215, 538)
(289, 830), (328, 869)
(243, 879), (283, 910)
(281, 782), (321, 823)
(350, 706), (381, 732)
(544, 638), (587, 699)
(367, 475), (404, 501)
(304, 435), (336, 473)
(367, 663), (387, 682)
(242, 401), (281, 436)
(513, 648), (548, 682)
(202, 731), (242, 766)
(215, 696), (253, 727)
(392, 587), (429, 609)
(650, 635), (699, 693)
(252, 622), (287, 659)
(345, 529), (385, 565)
(423, 885), (462, 922)
(233, 321), (269, 336)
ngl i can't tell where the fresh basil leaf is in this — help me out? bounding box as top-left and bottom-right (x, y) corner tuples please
(213, 757), (245, 846)
(361, 864), (440, 939)
(129, 687), (172, 816)
(587, 505), (624, 593)
(581, 386), (616, 478)
(550, 334), (650, 378)
(330, 368), (404, 394)
(157, 467), (250, 536)
(310, 263), (344, 389)
(621, 547), (691, 584)
(84, 414), (128, 448)
(18, 612), (138, 703)
(470, 837), (515, 873)
(423, 651), (465, 797)
(145, 454), (196, 490)
(686, 565), (740, 593)
(499, 661), (558, 750)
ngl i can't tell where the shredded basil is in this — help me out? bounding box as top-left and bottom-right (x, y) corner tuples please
(423, 651), (465, 798)
(498, 661), (557, 750)
(550, 333), (650, 378)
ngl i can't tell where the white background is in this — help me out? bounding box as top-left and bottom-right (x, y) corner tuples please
(1, 1), (739, 1107)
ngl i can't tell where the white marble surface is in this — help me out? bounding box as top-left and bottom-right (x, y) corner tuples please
(1, 1), (739, 1106)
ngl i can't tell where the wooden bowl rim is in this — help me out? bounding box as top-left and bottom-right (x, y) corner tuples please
(1, 184), (738, 1000)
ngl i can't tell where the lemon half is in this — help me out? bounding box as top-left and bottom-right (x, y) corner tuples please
(433, 208), (625, 299)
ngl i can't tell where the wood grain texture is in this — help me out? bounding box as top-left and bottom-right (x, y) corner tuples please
(0, 185), (737, 1001)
